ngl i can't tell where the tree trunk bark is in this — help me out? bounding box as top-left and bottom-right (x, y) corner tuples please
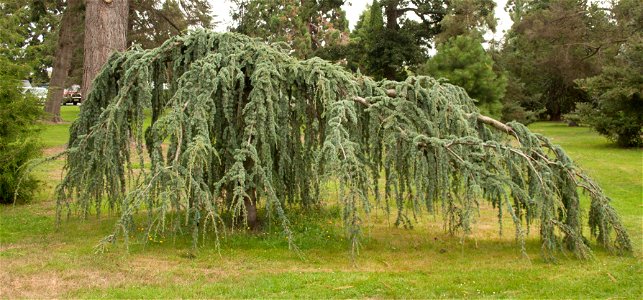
(383, 1), (399, 80)
(384, 0), (399, 30)
(245, 189), (259, 230)
(44, 0), (83, 122)
(81, 0), (129, 98)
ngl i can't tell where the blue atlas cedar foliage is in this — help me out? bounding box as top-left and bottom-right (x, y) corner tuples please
(54, 30), (631, 260)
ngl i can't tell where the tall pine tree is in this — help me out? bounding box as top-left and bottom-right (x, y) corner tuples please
(419, 34), (506, 117)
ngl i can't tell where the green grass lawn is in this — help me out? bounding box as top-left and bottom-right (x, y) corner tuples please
(41, 105), (81, 148)
(1, 115), (641, 298)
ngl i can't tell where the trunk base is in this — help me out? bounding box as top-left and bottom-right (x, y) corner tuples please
(243, 194), (260, 231)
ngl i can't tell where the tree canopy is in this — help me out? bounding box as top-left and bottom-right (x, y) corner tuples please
(53, 30), (631, 260)
(574, 36), (643, 145)
(231, 0), (349, 59)
(128, 0), (214, 49)
(498, 0), (613, 120)
(569, 0), (643, 147)
(0, 0), (61, 85)
(367, 0), (497, 79)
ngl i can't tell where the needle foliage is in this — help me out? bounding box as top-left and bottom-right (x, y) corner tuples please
(55, 31), (631, 260)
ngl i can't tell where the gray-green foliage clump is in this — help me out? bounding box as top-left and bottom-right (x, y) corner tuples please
(57, 30), (631, 260)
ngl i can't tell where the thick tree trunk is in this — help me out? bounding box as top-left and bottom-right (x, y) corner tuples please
(383, 1), (399, 80)
(549, 103), (562, 121)
(384, 0), (399, 30)
(81, 0), (129, 98)
(245, 189), (259, 230)
(44, 0), (83, 122)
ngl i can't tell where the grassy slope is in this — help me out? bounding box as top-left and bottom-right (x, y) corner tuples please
(0, 109), (641, 298)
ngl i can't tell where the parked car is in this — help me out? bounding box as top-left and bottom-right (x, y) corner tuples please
(63, 85), (82, 105)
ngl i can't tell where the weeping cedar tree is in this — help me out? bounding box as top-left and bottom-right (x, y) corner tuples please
(53, 31), (631, 260)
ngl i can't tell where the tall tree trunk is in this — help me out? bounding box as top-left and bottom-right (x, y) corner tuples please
(384, 0), (399, 30)
(81, 0), (129, 98)
(44, 0), (83, 123)
(383, 1), (399, 80)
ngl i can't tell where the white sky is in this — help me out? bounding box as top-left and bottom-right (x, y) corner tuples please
(208, 0), (512, 42)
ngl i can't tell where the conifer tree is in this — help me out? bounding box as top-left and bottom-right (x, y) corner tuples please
(0, 0), (60, 85)
(349, 0), (403, 80)
(419, 35), (507, 117)
(55, 31), (631, 260)
(573, 0), (643, 147)
(499, 0), (613, 120)
(573, 36), (643, 147)
(348, 0), (498, 80)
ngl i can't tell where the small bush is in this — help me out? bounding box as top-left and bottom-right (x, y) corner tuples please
(573, 102), (642, 147)
(0, 57), (43, 204)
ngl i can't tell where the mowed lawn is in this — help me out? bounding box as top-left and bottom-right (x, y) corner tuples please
(0, 106), (641, 298)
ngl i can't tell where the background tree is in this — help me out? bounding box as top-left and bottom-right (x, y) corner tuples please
(43, 0), (213, 121)
(128, 0), (213, 49)
(19, 0), (62, 85)
(434, 0), (496, 43)
(0, 0), (61, 85)
(377, 0), (497, 79)
(498, 76), (540, 124)
(498, 0), (614, 120)
(574, 37), (643, 147)
(418, 34), (506, 117)
(228, 0), (496, 80)
(231, 0), (349, 59)
(44, 0), (84, 122)
(572, 0), (643, 147)
(348, 0), (390, 79)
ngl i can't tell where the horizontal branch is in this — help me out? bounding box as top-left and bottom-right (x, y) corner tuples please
(473, 114), (514, 134)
